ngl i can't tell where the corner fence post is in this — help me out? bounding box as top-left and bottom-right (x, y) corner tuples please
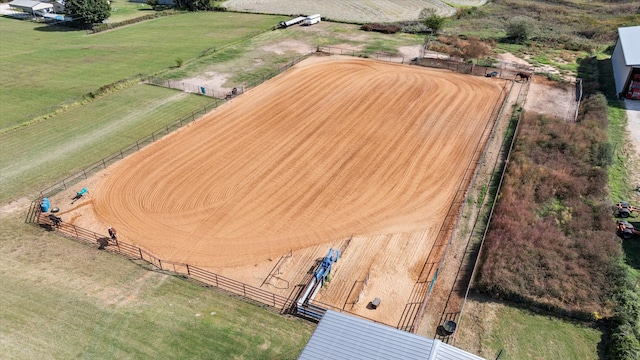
(139, 248), (143, 260)
(186, 264), (190, 276)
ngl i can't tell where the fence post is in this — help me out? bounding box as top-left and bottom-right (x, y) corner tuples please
(158, 259), (162, 270)
(74, 225), (78, 238)
(102, 158), (106, 168)
(136, 141), (140, 150)
(186, 264), (190, 276)
(243, 284), (246, 297)
(62, 179), (66, 189)
(273, 293), (276, 307)
(215, 273), (218, 287)
(120, 150), (124, 159)
(139, 248), (143, 260)
(83, 170), (87, 178)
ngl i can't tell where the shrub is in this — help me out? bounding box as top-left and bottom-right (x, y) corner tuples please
(505, 16), (536, 44)
(419, 8), (446, 34)
(360, 23), (402, 34)
(477, 112), (619, 316)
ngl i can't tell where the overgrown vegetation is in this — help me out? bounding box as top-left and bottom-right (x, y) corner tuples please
(477, 52), (640, 357)
(444, 0), (640, 71)
(477, 109), (619, 316)
(360, 23), (402, 34)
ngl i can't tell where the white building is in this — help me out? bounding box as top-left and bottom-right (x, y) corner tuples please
(611, 26), (640, 100)
(8, 0), (53, 16)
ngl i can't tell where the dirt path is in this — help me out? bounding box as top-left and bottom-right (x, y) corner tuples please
(54, 56), (505, 326)
(625, 99), (640, 200)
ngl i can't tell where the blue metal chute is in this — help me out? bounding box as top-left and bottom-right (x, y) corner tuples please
(41, 198), (50, 212)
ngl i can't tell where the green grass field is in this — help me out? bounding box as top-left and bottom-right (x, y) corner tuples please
(1, 5), (630, 357)
(0, 84), (216, 204)
(0, 12), (286, 130)
(457, 296), (601, 359)
(108, 0), (155, 22)
(0, 210), (313, 359)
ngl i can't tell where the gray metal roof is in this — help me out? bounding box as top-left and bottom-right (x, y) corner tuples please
(9, 0), (53, 10)
(618, 26), (640, 66)
(299, 310), (486, 360)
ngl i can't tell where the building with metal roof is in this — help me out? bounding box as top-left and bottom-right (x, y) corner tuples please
(8, 0), (53, 16)
(298, 310), (486, 360)
(612, 26), (640, 99)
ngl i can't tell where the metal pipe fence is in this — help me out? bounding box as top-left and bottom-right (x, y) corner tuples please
(31, 211), (289, 311)
(410, 81), (512, 334)
(454, 80), (531, 343)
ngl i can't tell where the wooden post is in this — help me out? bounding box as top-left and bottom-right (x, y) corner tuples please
(186, 264), (191, 276)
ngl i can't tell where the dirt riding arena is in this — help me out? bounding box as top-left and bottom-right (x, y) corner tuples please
(52, 56), (508, 326)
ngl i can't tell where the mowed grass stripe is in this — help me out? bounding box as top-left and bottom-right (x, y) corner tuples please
(0, 12), (286, 130)
(0, 85), (215, 203)
(0, 212), (313, 359)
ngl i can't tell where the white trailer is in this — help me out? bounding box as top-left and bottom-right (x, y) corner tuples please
(279, 16), (306, 28)
(304, 14), (321, 26)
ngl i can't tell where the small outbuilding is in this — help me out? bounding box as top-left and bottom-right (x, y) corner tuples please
(8, 0), (53, 16)
(298, 310), (486, 360)
(612, 26), (640, 100)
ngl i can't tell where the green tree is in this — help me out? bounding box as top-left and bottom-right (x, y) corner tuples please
(419, 8), (446, 34)
(65, 0), (110, 27)
(147, 0), (159, 10)
(505, 16), (536, 44)
(183, 0), (212, 11)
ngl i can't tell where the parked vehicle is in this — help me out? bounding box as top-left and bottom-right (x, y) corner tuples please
(279, 16), (306, 28)
(485, 71), (499, 78)
(304, 14), (321, 26)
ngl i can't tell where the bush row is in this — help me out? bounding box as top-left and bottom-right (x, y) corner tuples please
(90, 11), (176, 34)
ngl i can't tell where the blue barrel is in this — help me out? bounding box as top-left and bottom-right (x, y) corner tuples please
(200, 86), (206, 95)
(41, 198), (50, 212)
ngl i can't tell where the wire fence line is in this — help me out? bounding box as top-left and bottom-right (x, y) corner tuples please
(317, 46), (408, 64)
(145, 51), (315, 99)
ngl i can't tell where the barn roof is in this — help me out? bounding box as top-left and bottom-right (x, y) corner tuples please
(9, 0), (53, 11)
(298, 310), (486, 360)
(618, 26), (640, 66)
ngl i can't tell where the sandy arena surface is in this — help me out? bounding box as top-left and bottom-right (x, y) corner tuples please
(54, 56), (506, 325)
